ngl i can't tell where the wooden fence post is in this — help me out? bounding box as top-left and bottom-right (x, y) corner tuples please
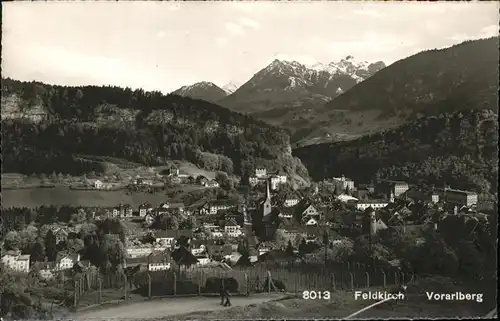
(349, 273), (354, 291)
(340, 269), (343, 290)
(347, 261), (351, 271)
(394, 272), (398, 285)
(382, 270), (386, 288)
(294, 272), (298, 294)
(244, 273), (249, 296)
(331, 273), (336, 292)
(124, 274), (128, 301)
(365, 272), (370, 288)
(98, 277), (102, 305)
(148, 273), (152, 300)
(73, 279), (78, 309)
(173, 272), (177, 296)
(267, 271), (271, 294)
(401, 272), (405, 284)
(197, 271), (201, 296)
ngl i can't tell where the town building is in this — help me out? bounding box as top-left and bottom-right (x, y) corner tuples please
(436, 188), (478, 207)
(1, 251), (30, 273)
(354, 200), (389, 211)
(283, 192), (301, 207)
(333, 175), (355, 191)
(54, 228), (69, 244)
(138, 203), (153, 217)
(376, 180), (409, 197)
(255, 168), (267, 178)
(224, 218), (242, 237)
(147, 252), (171, 271)
(206, 200), (238, 215)
(56, 253), (81, 271)
(94, 179), (103, 189)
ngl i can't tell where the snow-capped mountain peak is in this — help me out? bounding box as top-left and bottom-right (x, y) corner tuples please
(172, 81), (228, 102)
(222, 82), (241, 95)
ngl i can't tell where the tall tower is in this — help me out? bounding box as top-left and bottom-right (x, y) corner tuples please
(262, 180), (272, 217)
(369, 209), (377, 236)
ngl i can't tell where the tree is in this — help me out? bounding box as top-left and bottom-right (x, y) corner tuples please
(237, 242), (249, 257)
(286, 240), (294, 256)
(44, 230), (58, 262)
(170, 216), (179, 230)
(322, 230), (329, 266)
(298, 238), (308, 256)
(215, 171), (232, 190)
(100, 234), (125, 271)
(4, 231), (21, 251)
(29, 240), (45, 263)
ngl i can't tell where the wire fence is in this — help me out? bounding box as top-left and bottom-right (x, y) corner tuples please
(70, 261), (415, 310)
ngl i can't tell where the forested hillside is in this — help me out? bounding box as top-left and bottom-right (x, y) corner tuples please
(293, 109), (498, 194)
(1, 78), (309, 180)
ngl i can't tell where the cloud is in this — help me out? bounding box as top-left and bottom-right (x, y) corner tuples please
(225, 22), (245, 36)
(238, 17), (260, 30)
(216, 37), (228, 46)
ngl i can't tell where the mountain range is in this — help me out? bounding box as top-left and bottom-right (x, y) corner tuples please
(171, 56), (385, 126)
(171, 37), (498, 147)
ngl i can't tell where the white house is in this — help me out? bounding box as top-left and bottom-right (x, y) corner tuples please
(224, 219), (242, 237)
(127, 245), (167, 258)
(284, 194), (300, 207)
(210, 231), (224, 238)
(255, 168), (267, 178)
(208, 200), (237, 215)
(1, 251), (30, 273)
(94, 179), (103, 190)
(249, 176), (259, 187)
(139, 203), (153, 217)
(148, 253), (171, 271)
(270, 176), (280, 191)
(56, 254), (80, 271)
(355, 201), (389, 211)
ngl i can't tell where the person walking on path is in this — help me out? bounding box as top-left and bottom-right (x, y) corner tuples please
(219, 284), (226, 306)
(223, 287), (232, 307)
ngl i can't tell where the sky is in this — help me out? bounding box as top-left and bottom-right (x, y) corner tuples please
(2, 1), (499, 93)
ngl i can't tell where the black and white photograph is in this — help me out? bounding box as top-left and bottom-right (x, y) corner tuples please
(1, 1), (498, 320)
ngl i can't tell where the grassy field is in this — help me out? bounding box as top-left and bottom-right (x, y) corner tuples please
(1, 186), (206, 208)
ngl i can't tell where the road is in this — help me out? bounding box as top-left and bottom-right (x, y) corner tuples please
(73, 294), (285, 320)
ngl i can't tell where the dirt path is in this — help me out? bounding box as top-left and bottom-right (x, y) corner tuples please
(73, 294), (285, 320)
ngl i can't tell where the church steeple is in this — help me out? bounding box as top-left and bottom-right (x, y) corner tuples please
(263, 180), (272, 217)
